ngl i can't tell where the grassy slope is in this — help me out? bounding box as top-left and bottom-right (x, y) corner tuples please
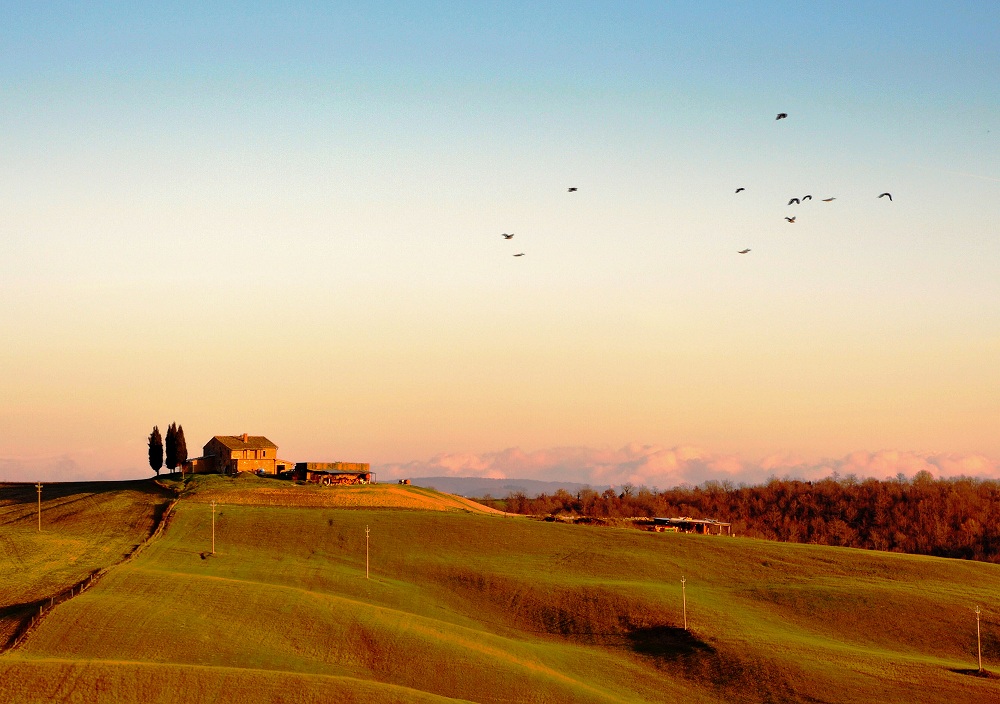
(2, 479), (999, 703)
(0, 480), (174, 646)
(166, 473), (505, 514)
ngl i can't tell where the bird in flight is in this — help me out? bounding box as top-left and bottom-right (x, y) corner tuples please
(878, 192), (893, 201)
(738, 248), (751, 254)
(821, 197), (835, 202)
(501, 233), (514, 239)
(802, 195), (812, 201)
(735, 187), (745, 193)
(513, 253), (525, 257)
(776, 112), (788, 120)
(788, 197), (800, 205)
(785, 216), (796, 223)
(567, 187), (578, 192)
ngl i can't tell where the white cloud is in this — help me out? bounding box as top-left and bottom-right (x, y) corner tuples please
(375, 445), (1000, 488)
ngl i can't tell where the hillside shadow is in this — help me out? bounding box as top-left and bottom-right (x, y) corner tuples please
(627, 625), (715, 661)
(0, 479), (174, 508)
(626, 626), (824, 703)
(950, 668), (996, 679)
(0, 599), (46, 650)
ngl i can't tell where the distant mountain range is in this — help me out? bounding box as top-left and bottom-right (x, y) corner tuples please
(404, 476), (612, 498)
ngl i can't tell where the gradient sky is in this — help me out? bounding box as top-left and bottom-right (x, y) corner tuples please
(1, 2), (998, 486)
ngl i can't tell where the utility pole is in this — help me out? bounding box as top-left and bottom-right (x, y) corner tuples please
(976, 605), (983, 673)
(366, 525), (370, 579)
(36, 482), (42, 532)
(211, 500), (217, 555)
(681, 576), (687, 630)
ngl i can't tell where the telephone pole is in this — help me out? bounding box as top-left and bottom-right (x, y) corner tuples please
(976, 605), (983, 673)
(211, 500), (217, 555)
(365, 525), (370, 579)
(36, 482), (42, 531)
(681, 576), (687, 630)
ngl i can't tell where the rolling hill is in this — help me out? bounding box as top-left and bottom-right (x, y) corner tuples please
(1, 476), (998, 702)
(0, 479), (175, 648)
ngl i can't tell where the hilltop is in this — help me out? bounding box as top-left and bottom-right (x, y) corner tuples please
(166, 472), (505, 513)
(1, 477), (998, 703)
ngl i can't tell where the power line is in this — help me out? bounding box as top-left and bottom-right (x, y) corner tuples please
(35, 482), (42, 532)
(681, 576), (688, 631)
(976, 605), (983, 673)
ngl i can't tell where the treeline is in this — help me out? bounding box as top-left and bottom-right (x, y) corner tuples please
(475, 471), (1000, 562)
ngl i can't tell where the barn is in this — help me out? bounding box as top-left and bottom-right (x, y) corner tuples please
(294, 462), (375, 485)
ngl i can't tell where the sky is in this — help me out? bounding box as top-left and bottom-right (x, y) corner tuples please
(1, 1), (998, 488)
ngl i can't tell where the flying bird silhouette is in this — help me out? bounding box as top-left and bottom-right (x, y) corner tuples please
(501, 233), (514, 239)
(738, 248), (751, 254)
(802, 195), (812, 201)
(735, 187), (745, 193)
(776, 112), (788, 120)
(513, 253), (525, 257)
(788, 198), (800, 205)
(567, 187), (578, 192)
(821, 197), (835, 202)
(878, 192), (893, 201)
(785, 216), (796, 223)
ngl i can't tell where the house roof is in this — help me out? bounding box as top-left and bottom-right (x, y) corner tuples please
(210, 435), (278, 451)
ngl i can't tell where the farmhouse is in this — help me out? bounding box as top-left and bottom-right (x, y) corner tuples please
(652, 516), (732, 536)
(295, 462), (374, 485)
(184, 434), (295, 476)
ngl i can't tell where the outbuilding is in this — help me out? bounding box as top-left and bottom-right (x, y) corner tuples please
(652, 517), (732, 535)
(295, 462), (375, 485)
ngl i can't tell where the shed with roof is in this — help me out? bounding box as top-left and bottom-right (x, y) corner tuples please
(294, 462), (374, 485)
(652, 517), (732, 536)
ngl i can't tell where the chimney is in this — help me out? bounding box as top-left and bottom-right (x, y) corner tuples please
(242, 433), (249, 443)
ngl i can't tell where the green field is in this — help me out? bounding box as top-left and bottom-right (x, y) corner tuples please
(2, 476), (999, 702)
(0, 479), (174, 647)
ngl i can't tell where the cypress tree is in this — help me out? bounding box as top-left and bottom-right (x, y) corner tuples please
(148, 426), (163, 476)
(165, 422), (178, 473)
(176, 425), (188, 472)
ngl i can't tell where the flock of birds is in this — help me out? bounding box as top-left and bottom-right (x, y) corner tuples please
(734, 112), (894, 254)
(500, 186), (579, 257)
(736, 187), (893, 253)
(500, 112), (895, 257)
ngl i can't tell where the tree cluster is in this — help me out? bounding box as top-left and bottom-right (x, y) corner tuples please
(478, 472), (1000, 563)
(147, 423), (187, 476)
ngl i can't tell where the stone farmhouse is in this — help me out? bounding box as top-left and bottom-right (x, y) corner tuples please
(183, 434), (371, 485)
(184, 434), (295, 476)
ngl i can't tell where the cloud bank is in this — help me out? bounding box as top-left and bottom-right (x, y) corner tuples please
(3, 445), (997, 488)
(0, 454), (138, 483)
(376, 445), (1000, 489)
